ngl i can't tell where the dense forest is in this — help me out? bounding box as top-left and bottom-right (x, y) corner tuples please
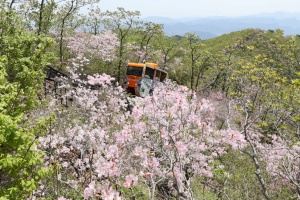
(0, 0), (300, 199)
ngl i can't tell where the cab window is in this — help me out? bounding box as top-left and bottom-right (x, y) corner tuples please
(160, 72), (167, 82)
(156, 70), (161, 80)
(126, 66), (143, 76)
(145, 67), (155, 79)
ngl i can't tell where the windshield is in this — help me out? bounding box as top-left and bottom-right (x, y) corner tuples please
(126, 66), (143, 76)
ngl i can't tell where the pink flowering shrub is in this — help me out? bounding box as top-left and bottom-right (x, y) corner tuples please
(34, 56), (300, 199)
(118, 82), (247, 198)
(257, 135), (300, 194)
(65, 30), (119, 62)
(33, 58), (249, 199)
(34, 59), (129, 199)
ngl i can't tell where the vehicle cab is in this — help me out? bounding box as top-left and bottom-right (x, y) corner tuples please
(122, 62), (168, 97)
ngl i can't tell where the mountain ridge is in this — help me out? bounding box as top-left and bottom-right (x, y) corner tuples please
(143, 12), (300, 39)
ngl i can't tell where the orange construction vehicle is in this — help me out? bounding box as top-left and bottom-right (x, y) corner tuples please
(122, 62), (168, 97)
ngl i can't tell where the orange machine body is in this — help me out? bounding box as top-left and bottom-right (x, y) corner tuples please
(122, 62), (168, 96)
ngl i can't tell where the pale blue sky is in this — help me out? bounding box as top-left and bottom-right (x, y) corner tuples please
(95, 0), (300, 18)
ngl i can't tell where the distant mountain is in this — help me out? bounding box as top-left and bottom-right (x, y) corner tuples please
(143, 12), (300, 40)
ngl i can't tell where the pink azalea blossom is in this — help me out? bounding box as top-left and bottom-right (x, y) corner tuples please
(175, 141), (188, 156)
(123, 174), (138, 188)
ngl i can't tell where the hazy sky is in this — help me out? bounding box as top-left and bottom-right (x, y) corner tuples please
(95, 0), (300, 18)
